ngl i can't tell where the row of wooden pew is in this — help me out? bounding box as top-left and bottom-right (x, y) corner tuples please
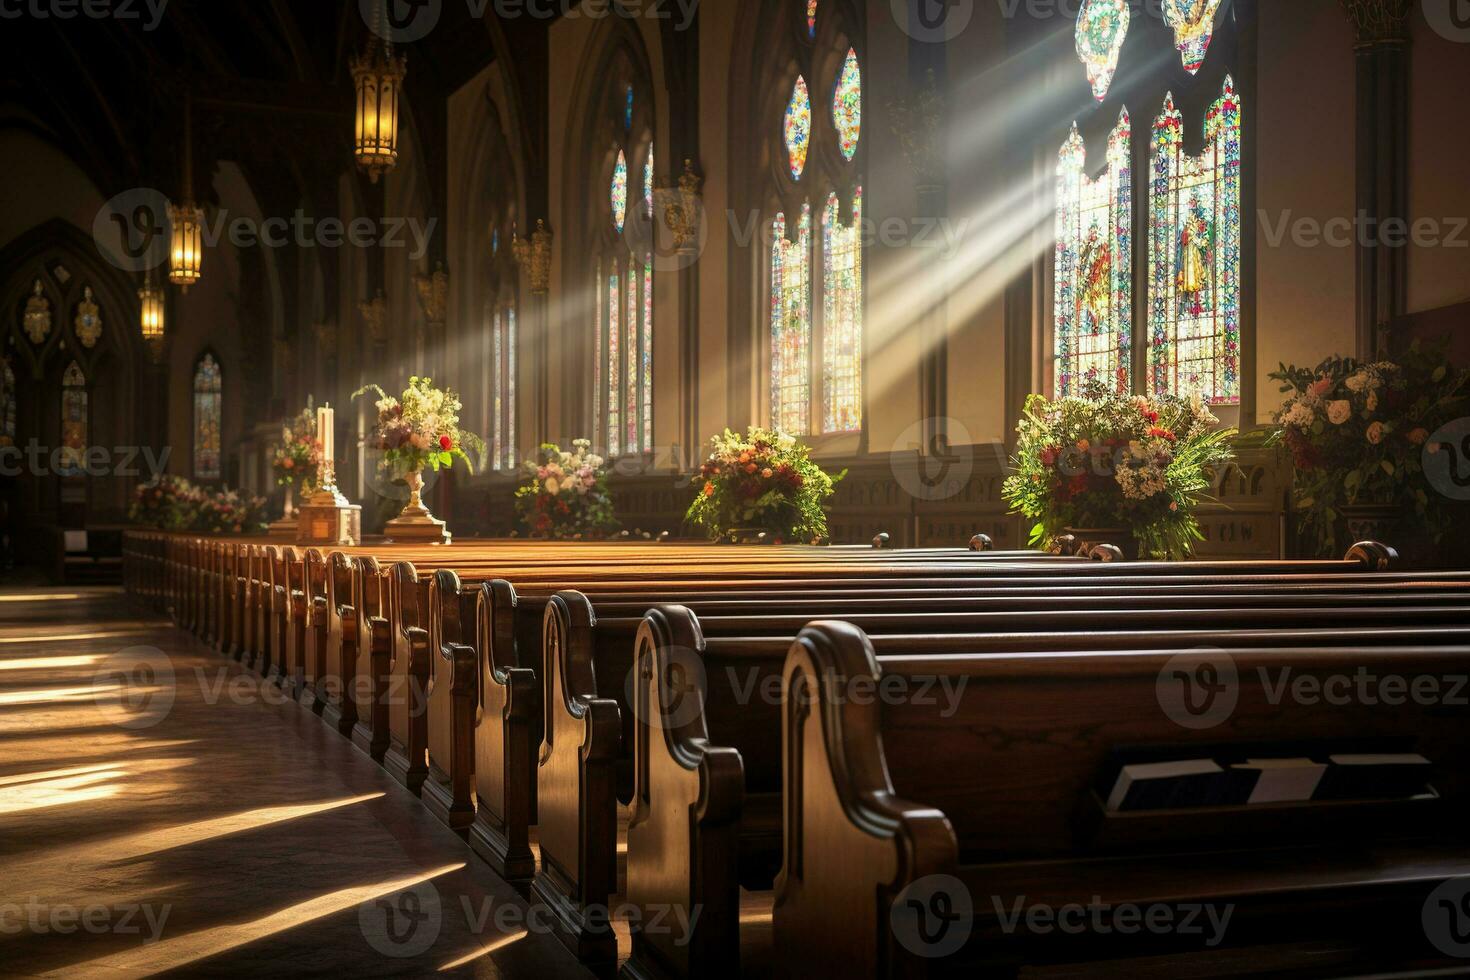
(122, 531), (1470, 977)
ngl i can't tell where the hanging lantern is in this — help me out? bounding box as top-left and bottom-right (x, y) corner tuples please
(352, 33), (407, 183)
(139, 276), (165, 342)
(170, 90), (204, 292)
(168, 202), (204, 292)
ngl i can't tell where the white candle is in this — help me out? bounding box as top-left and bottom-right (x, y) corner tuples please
(317, 405), (334, 481)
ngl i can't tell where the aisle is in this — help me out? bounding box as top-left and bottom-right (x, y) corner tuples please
(0, 587), (592, 978)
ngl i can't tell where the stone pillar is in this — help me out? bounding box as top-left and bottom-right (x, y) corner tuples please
(1342, 0), (1412, 358)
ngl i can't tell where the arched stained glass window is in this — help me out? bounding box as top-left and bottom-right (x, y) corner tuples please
(611, 150), (629, 234)
(489, 306), (518, 471)
(193, 352), (222, 480)
(785, 76), (812, 180)
(1164, 0), (1225, 74)
(807, 0), (818, 37)
(1075, 0), (1130, 102)
(0, 357), (15, 448)
(771, 206), (813, 435)
(833, 49), (861, 162)
(1148, 77), (1241, 403)
(1054, 111), (1133, 397)
(61, 361), (87, 475)
(823, 189), (863, 432)
(644, 143), (655, 219)
(595, 69), (653, 459)
(762, 13), (864, 438)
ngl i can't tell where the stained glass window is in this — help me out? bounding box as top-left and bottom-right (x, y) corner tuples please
(833, 49), (861, 162)
(644, 143), (655, 220)
(1075, 0), (1130, 102)
(625, 84), (634, 130)
(192, 352), (222, 480)
(771, 206), (813, 434)
(806, 0), (818, 37)
(642, 260), (653, 448)
(1054, 111), (1133, 397)
(607, 269), (621, 456)
(490, 306), (518, 470)
(60, 361), (86, 476)
(823, 189), (863, 432)
(611, 150), (629, 234)
(505, 307), (517, 469)
(1148, 78), (1241, 404)
(597, 255), (653, 456)
(785, 76), (812, 181)
(1163, 0), (1225, 75)
(0, 358), (14, 448)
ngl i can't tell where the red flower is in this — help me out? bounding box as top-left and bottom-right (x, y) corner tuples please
(439, 435), (453, 451)
(1147, 426), (1176, 442)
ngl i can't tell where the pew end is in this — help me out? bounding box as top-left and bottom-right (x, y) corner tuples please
(531, 591), (622, 966)
(772, 621), (959, 979)
(469, 580), (541, 882)
(624, 605), (747, 980)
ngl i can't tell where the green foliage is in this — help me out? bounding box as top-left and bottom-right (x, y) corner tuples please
(1001, 381), (1237, 559)
(515, 440), (620, 539)
(685, 427), (844, 544)
(1267, 341), (1469, 556)
(129, 475), (267, 535)
(353, 376), (486, 476)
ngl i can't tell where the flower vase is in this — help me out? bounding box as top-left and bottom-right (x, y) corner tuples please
(384, 468), (451, 544)
(267, 484), (298, 538)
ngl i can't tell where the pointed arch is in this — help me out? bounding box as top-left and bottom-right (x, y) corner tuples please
(563, 16), (658, 457)
(734, 0), (866, 439)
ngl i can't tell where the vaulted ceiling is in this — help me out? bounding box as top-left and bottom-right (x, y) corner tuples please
(0, 0), (553, 221)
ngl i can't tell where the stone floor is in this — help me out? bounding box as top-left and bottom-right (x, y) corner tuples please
(0, 586), (596, 979)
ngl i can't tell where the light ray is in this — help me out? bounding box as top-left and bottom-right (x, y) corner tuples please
(61, 863), (467, 977)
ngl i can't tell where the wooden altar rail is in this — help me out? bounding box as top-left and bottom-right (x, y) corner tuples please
(119, 531), (1470, 975)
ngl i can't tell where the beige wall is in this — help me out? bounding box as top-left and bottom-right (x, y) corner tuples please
(1407, 6), (1470, 314)
(1253, 0), (1357, 420)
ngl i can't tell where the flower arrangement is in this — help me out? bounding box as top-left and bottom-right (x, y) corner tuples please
(353, 376), (485, 476)
(1269, 343), (1469, 556)
(1003, 381), (1237, 559)
(685, 427), (843, 544)
(129, 475), (267, 535)
(270, 406), (322, 495)
(515, 440), (619, 539)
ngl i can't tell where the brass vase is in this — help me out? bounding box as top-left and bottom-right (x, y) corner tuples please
(384, 469), (451, 544)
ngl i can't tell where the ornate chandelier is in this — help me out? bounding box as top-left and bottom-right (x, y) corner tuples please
(352, 3), (407, 183)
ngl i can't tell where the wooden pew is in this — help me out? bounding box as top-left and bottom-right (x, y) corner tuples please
(319, 550), (360, 736)
(772, 622), (1470, 976)
(618, 600), (1470, 977)
(348, 555), (392, 763)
